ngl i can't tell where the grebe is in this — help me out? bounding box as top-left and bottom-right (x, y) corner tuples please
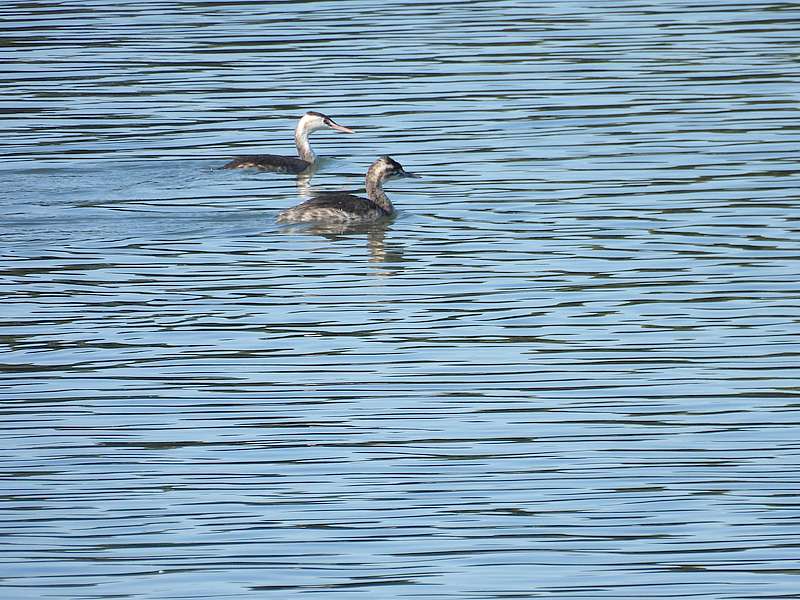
(277, 156), (419, 224)
(222, 111), (355, 173)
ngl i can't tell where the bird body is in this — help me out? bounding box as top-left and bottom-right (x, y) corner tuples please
(223, 111), (355, 173)
(278, 192), (390, 223)
(222, 154), (312, 173)
(277, 156), (418, 224)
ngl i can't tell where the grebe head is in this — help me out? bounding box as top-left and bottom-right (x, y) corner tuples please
(300, 111), (356, 134)
(370, 155), (420, 180)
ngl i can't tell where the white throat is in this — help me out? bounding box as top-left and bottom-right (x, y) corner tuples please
(294, 119), (318, 162)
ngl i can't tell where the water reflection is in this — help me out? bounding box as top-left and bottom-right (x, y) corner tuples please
(2, 1), (800, 599)
(295, 163), (319, 198)
(278, 220), (404, 266)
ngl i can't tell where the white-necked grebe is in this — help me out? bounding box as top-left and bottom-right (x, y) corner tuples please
(277, 156), (419, 224)
(222, 111), (355, 173)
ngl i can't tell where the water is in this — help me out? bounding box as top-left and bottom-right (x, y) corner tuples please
(2, 1), (800, 598)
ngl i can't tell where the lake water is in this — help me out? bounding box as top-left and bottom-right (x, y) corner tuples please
(2, 1), (800, 598)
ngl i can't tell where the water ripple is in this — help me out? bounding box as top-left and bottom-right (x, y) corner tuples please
(2, 1), (800, 599)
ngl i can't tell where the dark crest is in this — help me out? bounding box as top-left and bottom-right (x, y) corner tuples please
(306, 110), (334, 125)
(381, 155), (403, 171)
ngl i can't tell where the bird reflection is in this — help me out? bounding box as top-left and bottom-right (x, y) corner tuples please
(295, 163), (318, 198)
(278, 220), (405, 267)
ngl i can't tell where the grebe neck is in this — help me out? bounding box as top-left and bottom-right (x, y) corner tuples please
(366, 173), (393, 215)
(294, 122), (315, 162)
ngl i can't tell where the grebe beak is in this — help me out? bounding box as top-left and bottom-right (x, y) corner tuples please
(399, 169), (420, 178)
(328, 121), (356, 134)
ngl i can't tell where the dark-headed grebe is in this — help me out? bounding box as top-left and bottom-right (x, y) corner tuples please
(277, 156), (419, 224)
(222, 111), (355, 173)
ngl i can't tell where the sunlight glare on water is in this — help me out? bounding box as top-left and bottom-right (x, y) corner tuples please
(2, 1), (800, 598)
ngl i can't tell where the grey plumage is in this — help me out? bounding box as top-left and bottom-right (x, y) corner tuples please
(277, 192), (390, 223)
(277, 156), (418, 224)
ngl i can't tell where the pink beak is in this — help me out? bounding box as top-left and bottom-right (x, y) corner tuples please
(329, 122), (356, 134)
